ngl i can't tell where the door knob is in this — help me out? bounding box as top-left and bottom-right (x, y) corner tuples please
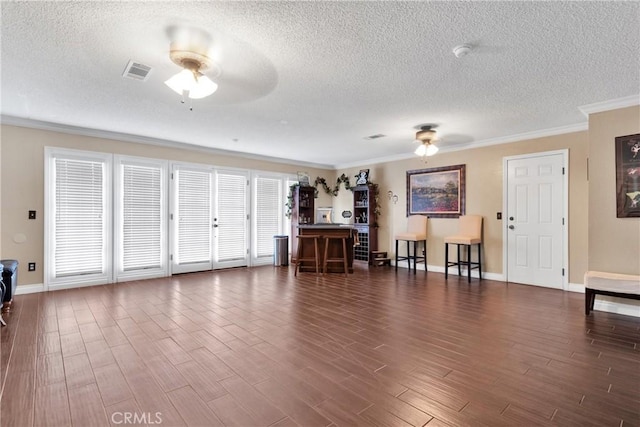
(508, 225), (515, 230)
(509, 216), (514, 221)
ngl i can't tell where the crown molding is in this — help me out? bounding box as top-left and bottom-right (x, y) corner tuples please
(441, 122), (589, 154)
(578, 94), (640, 118)
(0, 115), (334, 170)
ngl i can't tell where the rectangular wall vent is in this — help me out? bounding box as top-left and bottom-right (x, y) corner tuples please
(364, 134), (386, 140)
(122, 60), (152, 81)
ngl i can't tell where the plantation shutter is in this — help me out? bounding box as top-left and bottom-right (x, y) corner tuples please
(255, 176), (283, 258)
(53, 157), (107, 279)
(215, 172), (248, 263)
(118, 161), (166, 278)
(176, 168), (212, 265)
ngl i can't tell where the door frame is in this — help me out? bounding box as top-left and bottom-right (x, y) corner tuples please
(502, 149), (569, 290)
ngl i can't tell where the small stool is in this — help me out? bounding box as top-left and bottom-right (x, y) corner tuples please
(395, 215), (428, 274)
(444, 215), (483, 282)
(323, 236), (349, 277)
(295, 235), (320, 276)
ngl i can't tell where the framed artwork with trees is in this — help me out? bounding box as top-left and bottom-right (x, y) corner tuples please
(406, 164), (465, 218)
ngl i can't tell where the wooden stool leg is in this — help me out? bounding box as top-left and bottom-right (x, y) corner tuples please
(467, 244), (471, 282)
(323, 237), (330, 275)
(341, 237), (348, 277)
(412, 241), (417, 274)
(295, 239), (303, 276)
(445, 243), (449, 279)
(457, 244), (461, 276)
(395, 239), (399, 271)
(422, 240), (427, 272)
(313, 238), (319, 275)
(406, 241), (410, 270)
(477, 243), (482, 279)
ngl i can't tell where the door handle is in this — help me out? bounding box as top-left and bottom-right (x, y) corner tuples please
(508, 225), (515, 230)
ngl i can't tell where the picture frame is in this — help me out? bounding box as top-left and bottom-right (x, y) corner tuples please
(297, 171), (310, 186)
(356, 169), (369, 185)
(615, 133), (640, 218)
(406, 164), (465, 218)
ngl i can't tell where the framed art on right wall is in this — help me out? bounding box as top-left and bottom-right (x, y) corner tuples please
(615, 133), (640, 218)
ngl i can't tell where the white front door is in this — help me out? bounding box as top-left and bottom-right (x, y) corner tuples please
(505, 151), (566, 289)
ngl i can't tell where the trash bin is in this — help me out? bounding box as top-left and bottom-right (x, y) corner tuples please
(273, 235), (289, 266)
(1, 260), (18, 311)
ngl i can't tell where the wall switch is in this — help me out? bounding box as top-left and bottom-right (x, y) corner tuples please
(28, 262), (36, 271)
(496, 212), (502, 220)
(29, 210), (36, 219)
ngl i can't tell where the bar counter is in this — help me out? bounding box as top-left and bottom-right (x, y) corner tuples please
(296, 225), (356, 274)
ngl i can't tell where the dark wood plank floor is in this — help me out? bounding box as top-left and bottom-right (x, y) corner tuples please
(1, 265), (639, 426)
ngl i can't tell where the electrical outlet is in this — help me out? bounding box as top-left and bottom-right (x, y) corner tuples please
(497, 212), (502, 220)
(29, 210), (36, 219)
(28, 262), (36, 271)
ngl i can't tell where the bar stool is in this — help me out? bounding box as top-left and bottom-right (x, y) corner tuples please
(444, 215), (483, 282)
(295, 235), (320, 276)
(395, 215), (428, 274)
(323, 236), (349, 277)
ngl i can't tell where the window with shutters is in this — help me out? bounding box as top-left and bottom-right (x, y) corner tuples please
(45, 148), (112, 289)
(253, 174), (284, 264)
(115, 156), (168, 281)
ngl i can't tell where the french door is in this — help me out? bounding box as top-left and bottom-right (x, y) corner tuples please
(171, 165), (249, 274)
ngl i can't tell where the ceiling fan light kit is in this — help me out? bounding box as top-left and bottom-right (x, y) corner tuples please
(164, 42), (220, 101)
(413, 125), (439, 157)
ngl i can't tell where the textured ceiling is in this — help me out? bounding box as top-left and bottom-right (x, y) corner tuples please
(1, 2), (638, 168)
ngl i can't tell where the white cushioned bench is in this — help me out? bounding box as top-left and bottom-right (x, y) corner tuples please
(584, 271), (640, 315)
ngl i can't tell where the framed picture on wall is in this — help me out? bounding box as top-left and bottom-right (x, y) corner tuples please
(406, 164), (465, 218)
(616, 133), (640, 218)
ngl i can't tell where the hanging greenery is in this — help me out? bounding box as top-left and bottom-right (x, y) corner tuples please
(313, 174), (354, 196)
(285, 174), (381, 218)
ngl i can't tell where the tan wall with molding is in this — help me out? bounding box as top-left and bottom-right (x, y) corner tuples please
(0, 125), (334, 286)
(335, 131), (589, 284)
(3, 107), (636, 290)
(588, 106), (640, 274)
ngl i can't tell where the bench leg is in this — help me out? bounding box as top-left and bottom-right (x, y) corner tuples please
(585, 288), (595, 315)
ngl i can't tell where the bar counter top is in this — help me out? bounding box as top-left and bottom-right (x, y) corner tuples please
(297, 224), (354, 229)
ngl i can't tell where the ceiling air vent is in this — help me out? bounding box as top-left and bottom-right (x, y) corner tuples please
(122, 60), (152, 81)
(364, 134), (386, 140)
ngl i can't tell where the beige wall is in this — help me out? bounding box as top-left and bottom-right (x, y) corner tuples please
(2, 106), (636, 289)
(588, 106), (640, 275)
(336, 131), (589, 284)
(0, 125), (333, 286)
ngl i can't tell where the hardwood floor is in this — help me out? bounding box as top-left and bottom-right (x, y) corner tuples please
(1, 265), (639, 426)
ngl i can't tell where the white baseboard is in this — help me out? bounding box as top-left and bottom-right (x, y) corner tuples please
(567, 282), (639, 317)
(393, 262), (505, 281)
(14, 283), (45, 295)
(567, 282), (585, 293)
(594, 299), (640, 318)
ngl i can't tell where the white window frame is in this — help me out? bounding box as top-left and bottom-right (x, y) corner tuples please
(251, 171), (295, 266)
(114, 155), (169, 282)
(44, 147), (113, 291)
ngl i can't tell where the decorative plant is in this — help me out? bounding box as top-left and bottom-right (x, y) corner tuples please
(285, 174), (381, 219)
